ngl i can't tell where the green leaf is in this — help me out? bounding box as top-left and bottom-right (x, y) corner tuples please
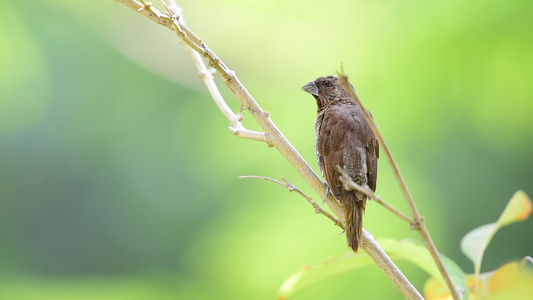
(277, 238), (467, 299)
(277, 252), (373, 299)
(378, 238), (468, 300)
(460, 223), (498, 269)
(460, 190), (532, 280)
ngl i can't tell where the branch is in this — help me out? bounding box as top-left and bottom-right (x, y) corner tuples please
(121, 0), (267, 143)
(114, 0), (344, 217)
(361, 232), (421, 298)
(337, 75), (462, 300)
(115, 1), (423, 299)
(240, 175), (343, 228)
(241, 175), (423, 300)
(336, 166), (414, 225)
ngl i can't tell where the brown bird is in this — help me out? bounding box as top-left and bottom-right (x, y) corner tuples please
(302, 75), (379, 252)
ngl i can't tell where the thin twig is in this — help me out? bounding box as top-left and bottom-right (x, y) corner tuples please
(240, 175), (343, 228)
(336, 166), (414, 225)
(120, 0), (267, 143)
(337, 74), (461, 300)
(115, 2), (424, 299)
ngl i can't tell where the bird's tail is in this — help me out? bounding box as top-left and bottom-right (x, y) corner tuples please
(345, 195), (366, 252)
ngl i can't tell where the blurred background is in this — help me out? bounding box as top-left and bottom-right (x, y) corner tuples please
(1, 0), (532, 299)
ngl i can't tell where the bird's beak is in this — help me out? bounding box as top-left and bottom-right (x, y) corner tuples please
(301, 81), (319, 96)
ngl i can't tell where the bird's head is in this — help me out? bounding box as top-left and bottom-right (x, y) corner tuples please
(301, 75), (352, 110)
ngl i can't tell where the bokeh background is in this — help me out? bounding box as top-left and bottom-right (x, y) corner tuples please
(1, 0), (532, 299)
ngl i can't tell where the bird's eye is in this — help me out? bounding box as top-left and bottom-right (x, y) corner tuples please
(321, 80), (332, 88)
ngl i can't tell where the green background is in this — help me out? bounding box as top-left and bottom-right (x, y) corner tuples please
(1, 1), (531, 299)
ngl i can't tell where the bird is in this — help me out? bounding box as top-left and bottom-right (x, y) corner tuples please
(302, 75), (379, 252)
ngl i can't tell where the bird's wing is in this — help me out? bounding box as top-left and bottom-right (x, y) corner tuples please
(366, 139), (379, 192)
(318, 104), (379, 198)
(364, 110), (379, 192)
(318, 105), (367, 199)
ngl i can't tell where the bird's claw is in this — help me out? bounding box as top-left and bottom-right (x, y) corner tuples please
(322, 182), (331, 206)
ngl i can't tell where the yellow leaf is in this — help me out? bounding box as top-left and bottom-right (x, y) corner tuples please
(424, 276), (479, 300)
(487, 262), (533, 299)
(497, 190), (532, 227)
(424, 277), (452, 300)
(461, 190), (532, 283)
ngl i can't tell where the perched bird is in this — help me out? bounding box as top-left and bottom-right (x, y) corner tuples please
(302, 75), (379, 252)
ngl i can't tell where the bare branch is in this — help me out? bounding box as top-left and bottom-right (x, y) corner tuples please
(116, 0), (267, 143)
(361, 232), (421, 298)
(337, 74), (461, 300)
(240, 175), (342, 228)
